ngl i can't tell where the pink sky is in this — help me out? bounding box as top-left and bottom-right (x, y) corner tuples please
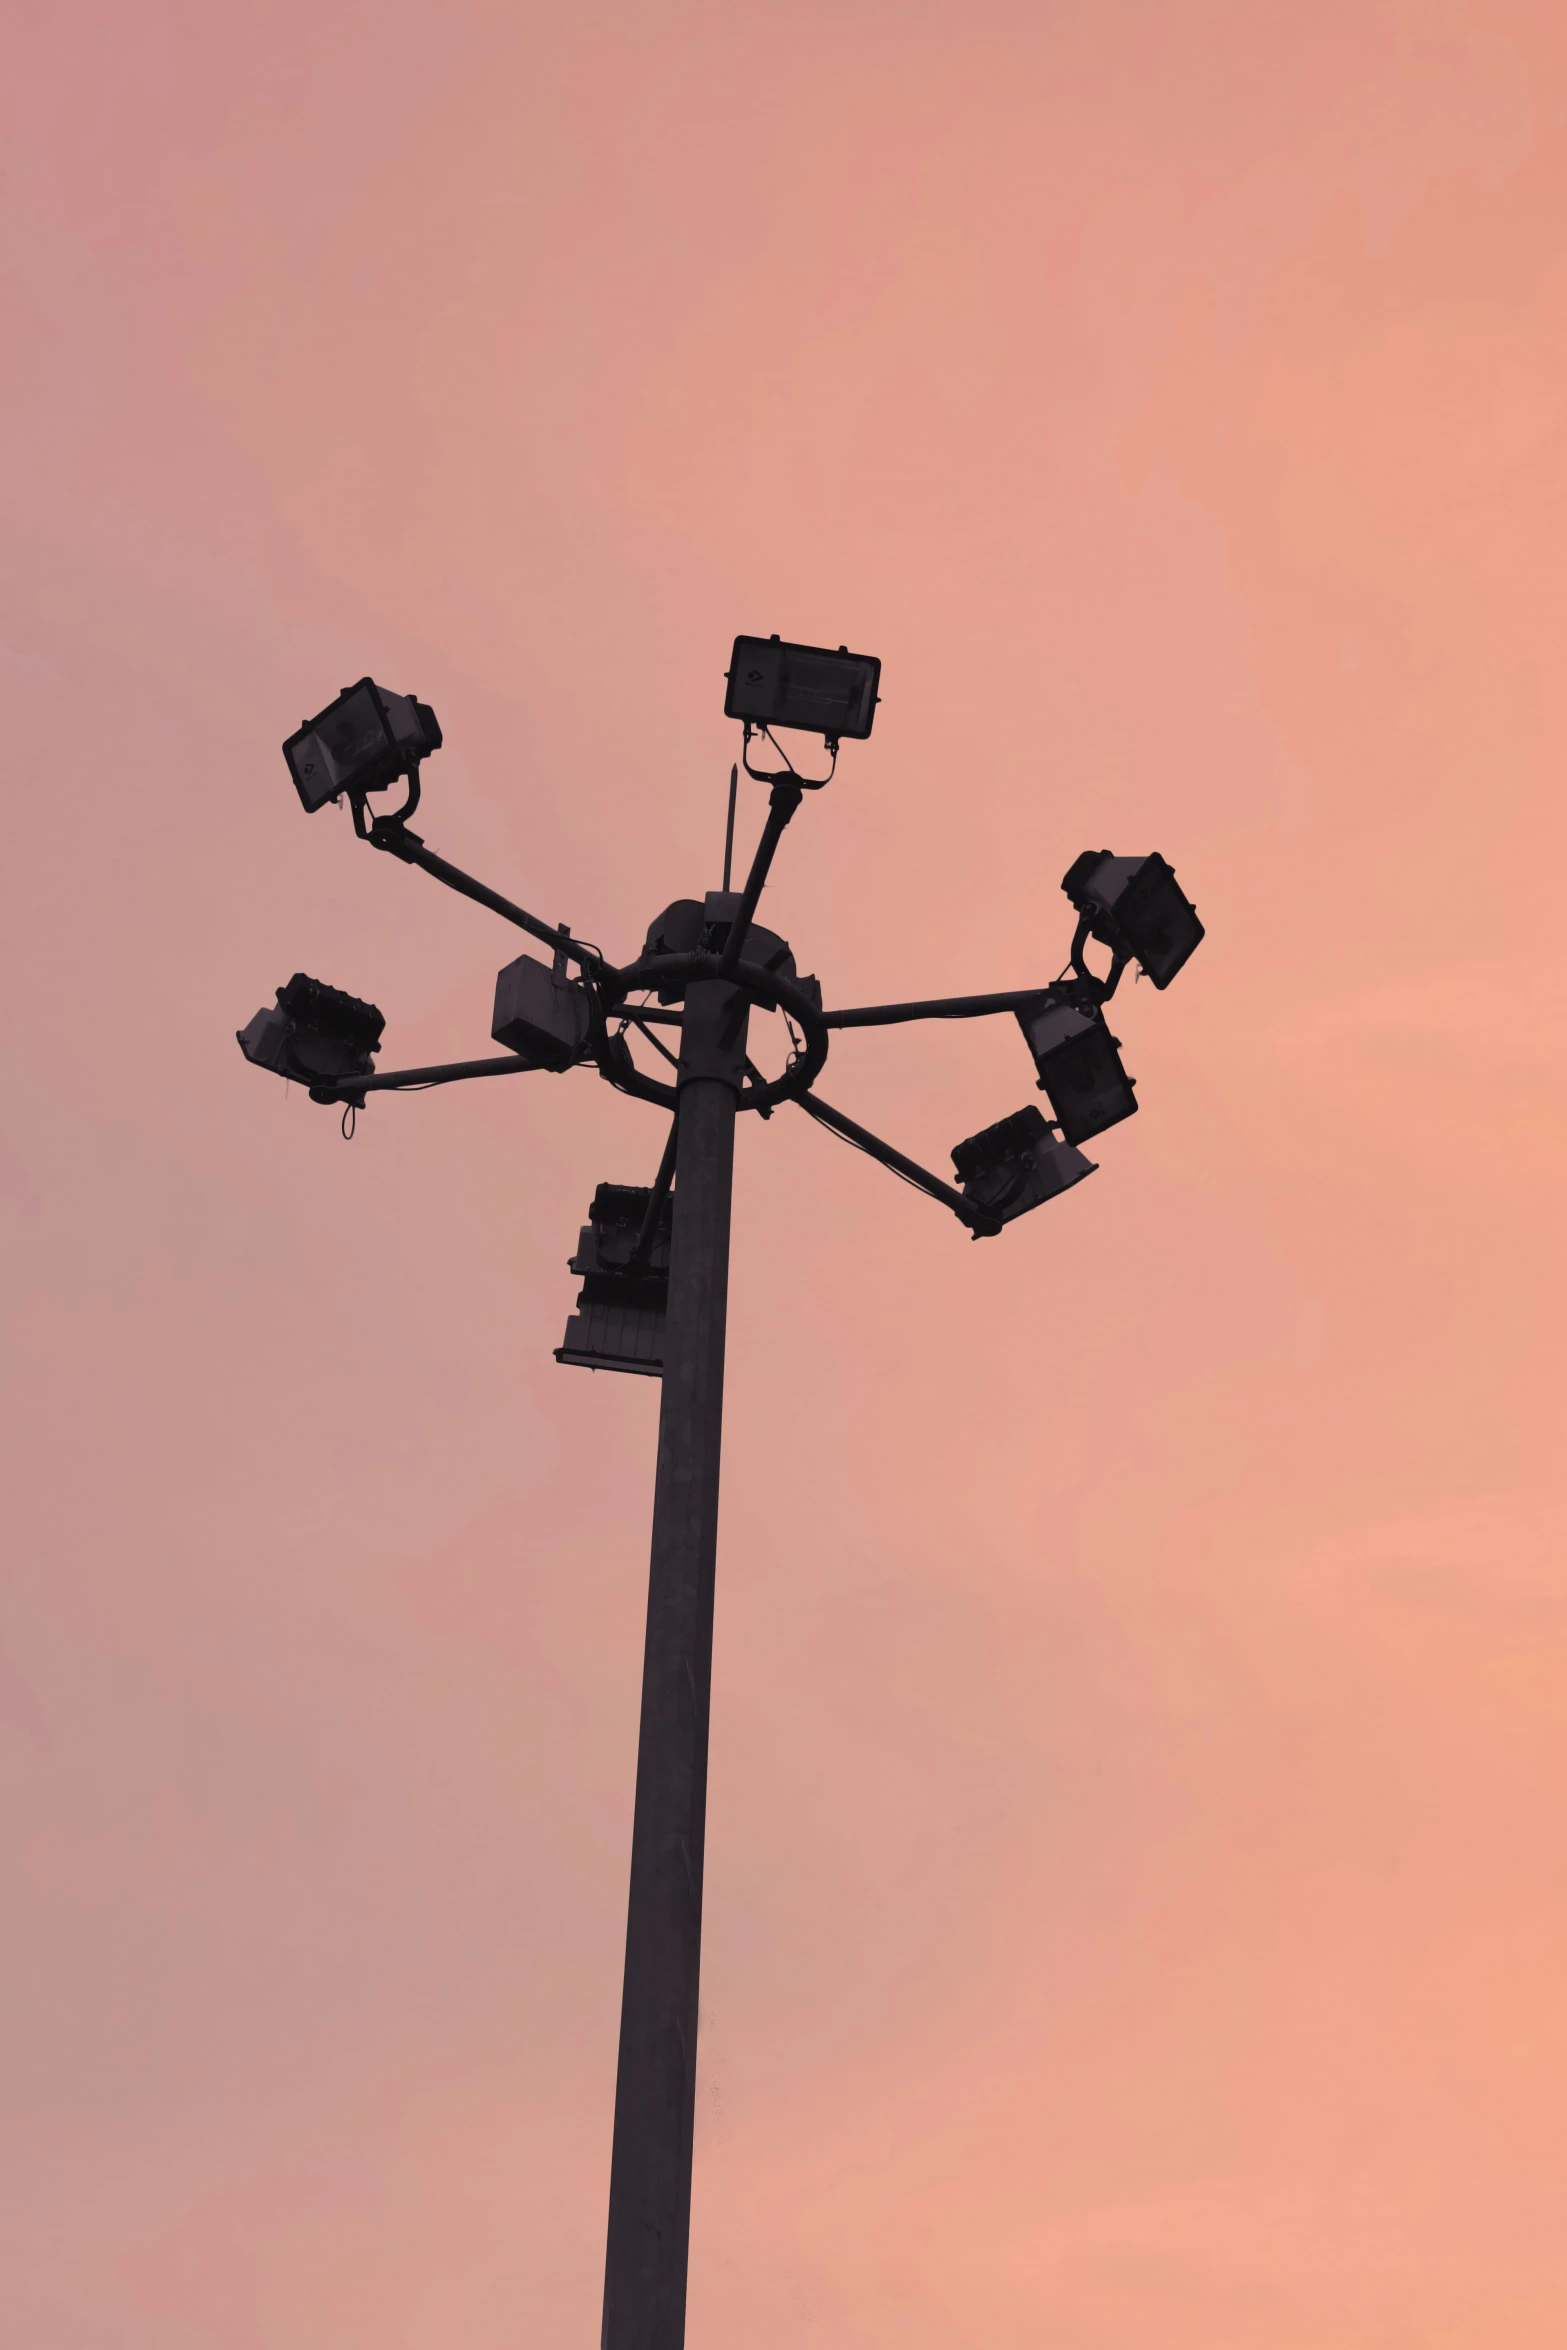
(3, 1), (1565, 2342)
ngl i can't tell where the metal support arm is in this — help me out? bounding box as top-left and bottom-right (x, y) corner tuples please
(794, 1091), (1002, 1236)
(822, 986), (1054, 1030)
(717, 780), (802, 977)
(627, 1115), (680, 1271)
(369, 820), (612, 983)
(306, 1052), (544, 1104)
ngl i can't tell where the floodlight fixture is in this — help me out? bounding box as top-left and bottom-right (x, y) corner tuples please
(556, 1183), (673, 1376)
(283, 677), (442, 814)
(1017, 991), (1137, 1144)
(724, 635), (880, 744)
(237, 972), (385, 1088)
(1062, 850), (1203, 990)
(951, 1105), (1097, 1226)
(491, 953), (592, 1068)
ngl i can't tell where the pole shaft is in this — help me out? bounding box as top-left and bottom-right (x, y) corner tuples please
(601, 977), (749, 2350)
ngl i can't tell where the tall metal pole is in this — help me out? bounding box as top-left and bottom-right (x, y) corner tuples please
(601, 972), (751, 2350)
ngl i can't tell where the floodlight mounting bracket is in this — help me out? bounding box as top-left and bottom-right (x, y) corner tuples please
(349, 758), (424, 841)
(739, 721), (838, 791)
(1068, 915), (1130, 1004)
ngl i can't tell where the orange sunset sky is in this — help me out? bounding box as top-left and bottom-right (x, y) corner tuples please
(3, 2), (1566, 2343)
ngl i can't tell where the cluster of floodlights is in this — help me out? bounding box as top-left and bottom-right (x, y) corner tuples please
(242, 639), (1204, 2350)
(241, 643), (1202, 1365)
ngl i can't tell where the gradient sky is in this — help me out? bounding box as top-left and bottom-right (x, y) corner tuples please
(4, 2), (1566, 2343)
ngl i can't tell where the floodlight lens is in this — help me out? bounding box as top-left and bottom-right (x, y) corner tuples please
(724, 636), (880, 741)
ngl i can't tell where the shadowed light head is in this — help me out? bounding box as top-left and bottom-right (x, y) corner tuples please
(237, 973), (385, 1086)
(283, 678), (441, 813)
(724, 635), (880, 743)
(1062, 851), (1203, 989)
(951, 1104), (1097, 1225)
(1016, 992), (1138, 1144)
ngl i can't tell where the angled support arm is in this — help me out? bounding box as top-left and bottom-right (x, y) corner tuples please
(822, 986), (1054, 1030)
(627, 1114), (680, 1271)
(369, 820), (612, 983)
(717, 780), (803, 977)
(795, 1090), (1002, 1237)
(306, 1052), (545, 1104)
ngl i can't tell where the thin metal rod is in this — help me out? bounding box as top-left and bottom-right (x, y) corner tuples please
(602, 976), (749, 2350)
(624, 1012), (681, 1073)
(716, 780), (802, 977)
(308, 1052), (541, 1101)
(822, 986), (1052, 1030)
(795, 1089), (1000, 1234)
(627, 1113), (680, 1271)
(722, 763), (738, 893)
(372, 826), (611, 981)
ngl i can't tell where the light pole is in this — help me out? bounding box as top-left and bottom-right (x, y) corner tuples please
(242, 642), (1204, 2348)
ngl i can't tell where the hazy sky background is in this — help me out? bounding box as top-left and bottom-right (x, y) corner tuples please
(4, 2), (1565, 2343)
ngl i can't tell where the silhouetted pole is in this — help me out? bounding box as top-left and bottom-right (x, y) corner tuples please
(601, 973), (751, 2350)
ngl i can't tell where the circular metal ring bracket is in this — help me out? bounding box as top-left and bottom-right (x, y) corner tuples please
(599, 952), (829, 1114)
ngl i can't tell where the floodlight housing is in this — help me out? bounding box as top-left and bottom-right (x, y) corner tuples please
(492, 954), (591, 1068)
(283, 677), (442, 813)
(951, 1105), (1097, 1225)
(237, 972), (385, 1087)
(556, 1184), (673, 1377)
(1062, 851), (1203, 989)
(724, 635), (880, 742)
(1017, 992), (1137, 1144)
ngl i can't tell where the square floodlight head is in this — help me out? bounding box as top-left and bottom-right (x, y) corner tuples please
(724, 636), (880, 742)
(556, 1182), (673, 1377)
(238, 972), (385, 1086)
(1017, 993), (1137, 1145)
(951, 1104), (1097, 1225)
(283, 677), (442, 812)
(491, 953), (591, 1069)
(1062, 851), (1203, 988)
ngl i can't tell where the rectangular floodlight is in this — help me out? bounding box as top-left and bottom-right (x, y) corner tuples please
(1017, 995), (1137, 1145)
(1062, 851), (1203, 989)
(951, 1105), (1097, 1225)
(283, 678), (442, 813)
(724, 636), (880, 742)
(237, 972), (385, 1086)
(556, 1184), (673, 1378)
